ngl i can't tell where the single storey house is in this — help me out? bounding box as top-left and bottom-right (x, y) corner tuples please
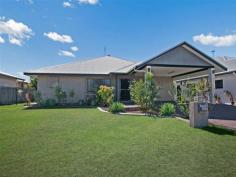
(24, 42), (227, 104)
(0, 71), (24, 88)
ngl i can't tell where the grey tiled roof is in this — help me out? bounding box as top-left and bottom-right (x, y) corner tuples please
(215, 56), (236, 71)
(25, 56), (137, 75)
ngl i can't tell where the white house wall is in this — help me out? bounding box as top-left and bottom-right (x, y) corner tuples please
(0, 75), (17, 88)
(215, 74), (236, 104)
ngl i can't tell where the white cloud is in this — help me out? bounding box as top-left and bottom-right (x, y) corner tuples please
(44, 32), (73, 43)
(9, 37), (22, 46)
(63, 1), (72, 8)
(78, 0), (99, 5)
(58, 50), (75, 57)
(71, 46), (79, 51)
(27, 0), (34, 4)
(16, 0), (34, 5)
(0, 36), (5, 43)
(193, 33), (236, 47)
(0, 18), (33, 46)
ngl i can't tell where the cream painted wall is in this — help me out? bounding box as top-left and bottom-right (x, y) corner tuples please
(37, 74), (174, 102)
(154, 76), (173, 101)
(0, 75), (17, 88)
(38, 75), (116, 101)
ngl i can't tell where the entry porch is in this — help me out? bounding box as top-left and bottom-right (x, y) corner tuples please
(115, 42), (226, 103)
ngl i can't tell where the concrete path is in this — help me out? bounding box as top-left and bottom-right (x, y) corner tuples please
(209, 119), (236, 131)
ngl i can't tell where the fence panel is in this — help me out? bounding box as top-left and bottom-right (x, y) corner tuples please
(0, 87), (17, 105)
(0, 87), (35, 105)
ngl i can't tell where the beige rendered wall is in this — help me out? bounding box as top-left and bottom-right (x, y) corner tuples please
(0, 75), (17, 88)
(154, 76), (173, 101)
(38, 75), (116, 101)
(122, 74), (173, 102)
(37, 74), (173, 102)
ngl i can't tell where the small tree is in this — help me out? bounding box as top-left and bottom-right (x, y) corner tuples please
(130, 79), (145, 107)
(53, 84), (67, 104)
(177, 95), (189, 118)
(224, 90), (234, 105)
(30, 76), (38, 90)
(130, 72), (159, 112)
(69, 89), (75, 103)
(97, 85), (114, 106)
(176, 81), (197, 119)
(168, 81), (177, 101)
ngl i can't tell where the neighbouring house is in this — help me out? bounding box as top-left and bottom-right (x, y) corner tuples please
(176, 56), (236, 104)
(0, 71), (24, 88)
(24, 42), (227, 104)
(17, 79), (29, 89)
(0, 71), (26, 105)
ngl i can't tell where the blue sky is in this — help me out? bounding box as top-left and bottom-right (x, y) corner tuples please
(1, 0), (236, 78)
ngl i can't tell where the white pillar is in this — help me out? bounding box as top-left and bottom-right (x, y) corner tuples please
(208, 68), (215, 104)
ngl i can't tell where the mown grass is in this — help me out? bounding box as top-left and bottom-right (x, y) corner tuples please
(0, 105), (235, 177)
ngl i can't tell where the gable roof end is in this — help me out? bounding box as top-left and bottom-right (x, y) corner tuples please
(135, 41), (227, 71)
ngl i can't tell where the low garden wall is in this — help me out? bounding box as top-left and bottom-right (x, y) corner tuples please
(209, 104), (236, 120)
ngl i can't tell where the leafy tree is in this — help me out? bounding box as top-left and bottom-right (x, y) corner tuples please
(130, 72), (160, 112)
(53, 84), (67, 104)
(30, 76), (38, 90)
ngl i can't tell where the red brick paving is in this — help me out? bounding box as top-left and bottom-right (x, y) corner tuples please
(209, 119), (236, 131)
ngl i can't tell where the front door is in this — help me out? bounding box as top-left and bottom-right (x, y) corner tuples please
(120, 79), (130, 101)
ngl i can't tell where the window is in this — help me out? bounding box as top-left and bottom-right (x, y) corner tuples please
(215, 80), (223, 89)
(87, 79), (111, 93)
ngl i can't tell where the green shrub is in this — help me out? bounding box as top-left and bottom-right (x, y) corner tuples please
(33, 91), (42, 104)
(109, 102), (125, 113)
(41, 99), (56, 107)
(159, 103), (176, 117)
(97, 85), (114, 106)
(69, 89), (75, 103)
(53, 84), (67, 103)
(177, 96), (189, 118)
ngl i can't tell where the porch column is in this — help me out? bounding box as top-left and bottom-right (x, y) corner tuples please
(208, 68), (215, 104)
(115, 74), (118, 101)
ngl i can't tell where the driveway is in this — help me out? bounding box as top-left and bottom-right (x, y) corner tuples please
(209, 119), (236, 131)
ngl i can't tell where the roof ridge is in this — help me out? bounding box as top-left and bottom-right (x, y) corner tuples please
(28, 56), (133, 72)
(114, 62), (137, 72)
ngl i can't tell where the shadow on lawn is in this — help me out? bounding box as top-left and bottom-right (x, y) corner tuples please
(202, 126), (235, 136)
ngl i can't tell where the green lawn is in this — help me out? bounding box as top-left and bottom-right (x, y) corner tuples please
(0, 105), (236, 177)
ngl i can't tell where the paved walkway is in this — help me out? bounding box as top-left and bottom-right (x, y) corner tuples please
(209, 119), (236, 131)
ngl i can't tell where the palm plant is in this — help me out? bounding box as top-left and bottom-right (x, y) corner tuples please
(196, 79), (209, 101)
(224, 90), (234, 105)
